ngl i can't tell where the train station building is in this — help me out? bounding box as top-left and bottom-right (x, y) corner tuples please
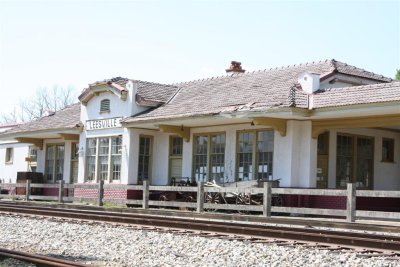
(0, 59), (399, 205)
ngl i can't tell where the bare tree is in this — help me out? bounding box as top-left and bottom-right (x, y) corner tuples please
(0, 86), (78, 123)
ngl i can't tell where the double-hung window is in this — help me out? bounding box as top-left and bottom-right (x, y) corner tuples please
(236, 130), (274, 181)
(85, 135), (122, 182)
(193, 133), (226, 183)
(86, 139), (97, 181)
(138, 136), (152, 183)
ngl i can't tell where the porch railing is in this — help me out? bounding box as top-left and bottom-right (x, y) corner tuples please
(1, 180), (400, 222)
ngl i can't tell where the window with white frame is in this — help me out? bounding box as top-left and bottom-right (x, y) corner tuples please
(111, 137), (122, 180)
(86, 139), (97, 181)
(85, 136), (122, 182)
(236, 130), (274, 181)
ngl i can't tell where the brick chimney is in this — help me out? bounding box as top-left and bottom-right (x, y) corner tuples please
(226, 61), (245, 73)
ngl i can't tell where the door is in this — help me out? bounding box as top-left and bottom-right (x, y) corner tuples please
(336, 134), (374, 189)
(356, 137), (373, 188)
(45, 144), (65, 183)
(316, 132), (329, 188)
(138, 136), (153, 184)
(169, 136), (183, 184)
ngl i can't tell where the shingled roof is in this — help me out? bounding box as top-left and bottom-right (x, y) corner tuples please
(79, 77), (178, 105)
(124, 59), (393, 123)
(1, 103), (81, 136)
(313, 81), (400, 108)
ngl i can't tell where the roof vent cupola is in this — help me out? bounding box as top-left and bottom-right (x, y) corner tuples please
(226, 61), (245, 73)
(42, 110), (55, 117)
(298, 72), (320, 94)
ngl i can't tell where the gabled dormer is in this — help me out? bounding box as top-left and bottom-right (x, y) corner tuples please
(79, 77), (129, 105)
(78, 77), (179, 123)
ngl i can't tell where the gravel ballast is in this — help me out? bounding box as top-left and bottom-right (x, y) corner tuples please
(0, 214), (399, 267)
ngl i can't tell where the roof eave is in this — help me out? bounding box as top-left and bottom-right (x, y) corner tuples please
(309, 100), (400, 119)
(79, 84), (128, 105)
(121, 107), (308, 127)
(0, 126), (83, 140)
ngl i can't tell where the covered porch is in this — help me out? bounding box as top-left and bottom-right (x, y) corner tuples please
(125, 113), (400, 211)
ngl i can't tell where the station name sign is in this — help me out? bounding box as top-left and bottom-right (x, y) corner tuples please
(86, 117), (123, 131)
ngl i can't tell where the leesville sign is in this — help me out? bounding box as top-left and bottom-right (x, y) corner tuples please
(86, 117), (123, 130)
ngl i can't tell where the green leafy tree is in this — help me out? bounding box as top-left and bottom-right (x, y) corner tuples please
(396, 69), (400, 80)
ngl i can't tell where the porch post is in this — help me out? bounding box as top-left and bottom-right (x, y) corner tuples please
(98, 180), (104, 207)
(142, 180), (149, 209)
(58, 180), (64, 203)
(25, 180), (31, 201)
(346, 183), (356, 222)
(196, 182), (204, 213)
(263, 182), (272, 217)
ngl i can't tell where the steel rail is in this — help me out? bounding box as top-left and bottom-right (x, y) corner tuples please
(0, 248), (89, 267)
(2, 200), (399, 234)
(0, 202), (399, 253)
(1, 202), (400, 243)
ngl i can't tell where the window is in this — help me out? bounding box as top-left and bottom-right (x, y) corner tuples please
(236, 130), (274, 181)
(86, 139), (97, 181)
(45, 144), (64, 182)
(5, 147), (13, 164)
(100, 99), (110, 113)
(71, 143), (79, 160)
(70, 143), (79, 183)
(29, 147), (38, 162)
(382, 138), (394, 163)
(336, 135), (353, 187)
(336, 134), (373, 189)
(85, 136), (122, 182)
(193, 133), (225, 183)
(193, 135), (208, 182)
(111, 137), (122, 180)
(210, 134), (225, 182)
(170, 136), (183, 156)
(98, 138), (109, 180)
(138, 136), (152, 183)
(28, 146), (38, 172)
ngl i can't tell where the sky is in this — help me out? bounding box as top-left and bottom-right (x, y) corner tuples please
(0, 0), (399, 115)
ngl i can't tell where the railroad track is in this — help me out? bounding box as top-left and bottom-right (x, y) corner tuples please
(0, 248), (89, 267)
(0, 202), (399, 258)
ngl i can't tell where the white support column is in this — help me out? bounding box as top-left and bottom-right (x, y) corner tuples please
(127, 129), (140, 185)
(274, 120), (317, 188)
(77, 132), (87, 183)
(94, 139), (100, 183)
(182, 131), (193, 178)
(121, 128), (132, 185)
(63, 140), (72, 183)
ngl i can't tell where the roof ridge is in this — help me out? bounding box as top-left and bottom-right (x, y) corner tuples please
(172, 59), (335, 86)
(328, 59), (391, 81)
(135, 79), (178, 88)
(316, 80), (400, 93)
(90, 76), (129, 86)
